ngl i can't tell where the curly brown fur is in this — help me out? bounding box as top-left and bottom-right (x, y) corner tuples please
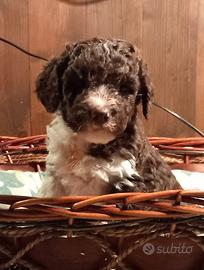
(36, 38), (180, 196)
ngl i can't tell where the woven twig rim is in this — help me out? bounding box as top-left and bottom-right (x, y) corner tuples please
(0, 190), (204, 223)
(0, 136), (204, 166)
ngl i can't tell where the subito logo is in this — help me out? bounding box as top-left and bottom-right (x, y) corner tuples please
(142, 243), (155, 255)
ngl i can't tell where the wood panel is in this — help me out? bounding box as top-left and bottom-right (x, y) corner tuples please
(0, 0), (30, 136)
(29, 0), (125, 134)
(0, 0), (204, 137)
(196, 0), (204, 132)
(142, 0), (198, 137)
(29, 0), (62, 135)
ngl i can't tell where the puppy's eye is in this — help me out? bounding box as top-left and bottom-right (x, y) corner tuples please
(73, 106), (89, 122)
(120, 86), (134, 95)
(76, 107), (89, 116)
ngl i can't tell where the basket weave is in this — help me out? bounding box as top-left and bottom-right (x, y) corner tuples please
(1, 135), (204, 165)
(0, 136), (204, 270)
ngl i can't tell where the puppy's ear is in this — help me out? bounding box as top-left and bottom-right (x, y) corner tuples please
(136, 58), (154, 119)
(36, 51), (70, 113)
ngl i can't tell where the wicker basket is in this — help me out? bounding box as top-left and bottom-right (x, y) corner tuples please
(0, 136), (204, 270)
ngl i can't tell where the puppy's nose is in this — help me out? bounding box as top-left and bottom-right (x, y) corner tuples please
(93, 110), (109, 124)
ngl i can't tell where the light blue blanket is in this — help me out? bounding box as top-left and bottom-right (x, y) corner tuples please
(0, 170), (203, 196)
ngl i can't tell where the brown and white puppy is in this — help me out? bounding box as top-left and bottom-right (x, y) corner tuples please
(36, 38), (180, 197)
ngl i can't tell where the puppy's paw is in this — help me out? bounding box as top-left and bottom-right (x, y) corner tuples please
(112, 174), (145, 193)
(116, 202), (137, 210)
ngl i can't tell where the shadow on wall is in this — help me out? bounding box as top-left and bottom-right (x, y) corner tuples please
(58, 0), (109, 5)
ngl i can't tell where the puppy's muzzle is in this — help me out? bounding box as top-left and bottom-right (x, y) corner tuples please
(92, 108), (110, 125)
(77, 105), (112, 126)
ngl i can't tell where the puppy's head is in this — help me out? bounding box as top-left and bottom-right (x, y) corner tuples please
(36, 38), (153, 144)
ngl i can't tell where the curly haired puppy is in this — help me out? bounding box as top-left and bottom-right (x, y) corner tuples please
(36, 38), (180, 197)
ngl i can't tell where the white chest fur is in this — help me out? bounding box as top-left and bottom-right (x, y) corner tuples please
(39, 115), (137, 197)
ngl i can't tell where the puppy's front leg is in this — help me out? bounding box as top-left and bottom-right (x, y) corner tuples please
(110, 172), (148, 210)
(107, 158), (147, 193)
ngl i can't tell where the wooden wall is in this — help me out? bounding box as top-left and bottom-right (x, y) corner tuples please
(0, 0), (204, 137)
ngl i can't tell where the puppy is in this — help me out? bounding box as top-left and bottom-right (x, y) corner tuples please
(36, 38), (181, 197)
